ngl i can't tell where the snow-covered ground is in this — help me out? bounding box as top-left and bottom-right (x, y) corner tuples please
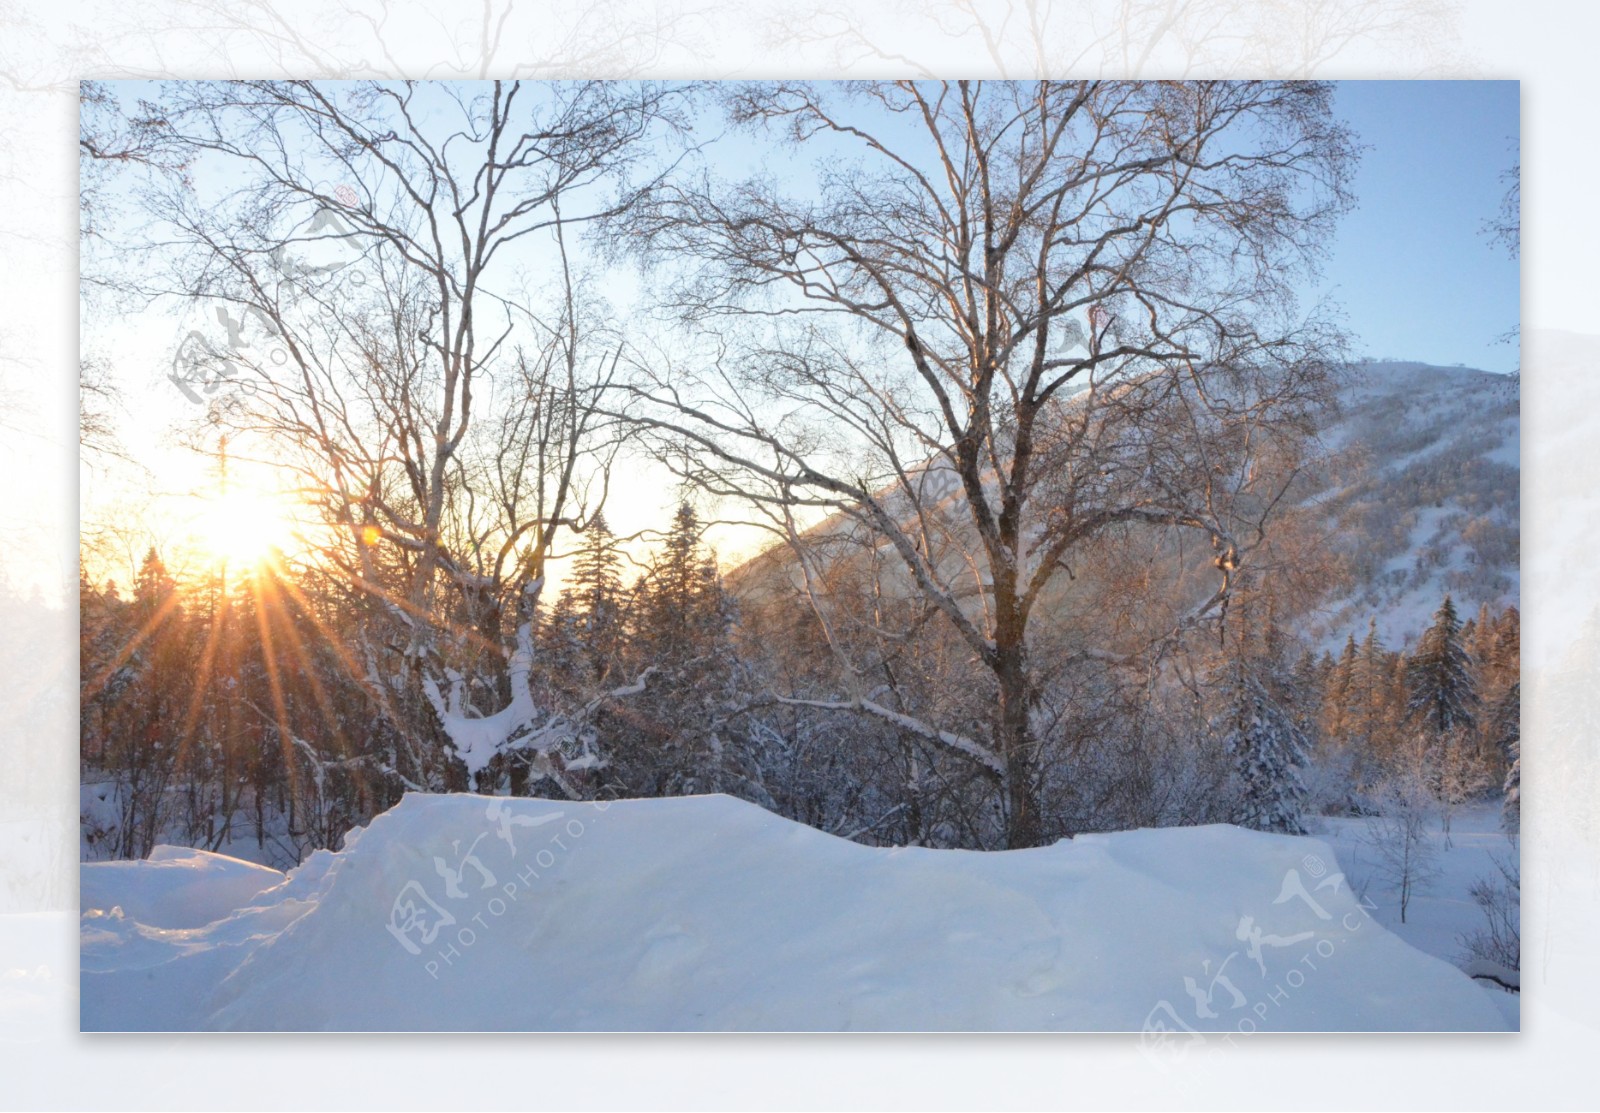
(79, 844), (287, 928)
(80, 793), (1509, 1032)
(1311, 801), (1521, 1028)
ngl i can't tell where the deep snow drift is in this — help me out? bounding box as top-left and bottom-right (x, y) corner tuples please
(80, 793), (1510, 1032)
(1314, 801), (1520, 1027)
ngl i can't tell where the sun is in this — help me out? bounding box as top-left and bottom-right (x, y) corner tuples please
(191, 488), (297, 568)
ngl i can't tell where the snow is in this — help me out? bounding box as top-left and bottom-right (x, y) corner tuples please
(1307, 363), (1520, 653)
(78, 845), (286, 930)
(1462, 957), (1519, 991)
(422, 619), (543, 779)
(81, 792), (1509, 1032)
(1312, 801), (1519, 1028)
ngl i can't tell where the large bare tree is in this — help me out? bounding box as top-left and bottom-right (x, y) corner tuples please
(127, 79), (685, 791)
(614, 80), (1355, 847)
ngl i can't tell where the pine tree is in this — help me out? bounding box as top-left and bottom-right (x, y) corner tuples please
(1405, 594), (1480, 736)
(132, 546), (176, 621)
(613, 502), (748, 797)
(1336, 617), (1400, 791)
(1492, 605), (1521, 680)
(1318, 632), (1357, 745)
(635, 503), (727, 667)
(1313, 650), (1336, 725)
(1469, 601), (1494, 670)
(1289, 649), (1324, 741)
(1348, 620), (1385, 746)
(1497, 681), (1520, 834)
(557, 513), (626, 683)
(1219, 666), (1310, 836)
(99, 547), (191, 857)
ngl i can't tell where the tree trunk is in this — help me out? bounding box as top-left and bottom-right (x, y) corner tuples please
(995, 635), (1042, 849)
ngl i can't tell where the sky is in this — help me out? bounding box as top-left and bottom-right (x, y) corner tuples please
(76, 79), (1524, 592)
(1323, 81), (1520, 372)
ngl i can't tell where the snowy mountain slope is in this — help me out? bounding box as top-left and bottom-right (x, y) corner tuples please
(1302, 361), (1519, 650)
(727, 361), (1519, 656)
(80, 792), (1509, 1031)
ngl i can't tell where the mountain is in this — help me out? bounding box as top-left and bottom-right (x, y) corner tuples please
(726, 360), (1520, 657)
(1305, 361), (1518, 651)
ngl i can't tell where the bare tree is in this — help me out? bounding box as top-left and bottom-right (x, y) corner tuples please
(126, 79), (685, 791)
(613, 80), (1354, 847)
(759, 0), (1465, 82)
(1461, 848), (1519, 986)
(1483, 154), (1519, 356)
(78, 357), (128, 463)
(1485, 158), (1519, 261)
(1432, 727), (1493, 849)
(1364, 738), (1442, 924)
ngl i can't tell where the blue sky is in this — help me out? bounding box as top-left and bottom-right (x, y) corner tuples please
(1323, 81), (1520, 372)
(685, 80), (1523, 374)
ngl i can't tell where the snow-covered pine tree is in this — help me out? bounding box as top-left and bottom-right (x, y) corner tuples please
(1219, 666), (1311, 836)
(1405, 594), (1480, 737)
(1289, 648), (1324, 741)
(1498, 681), (1520, 834)
(614, 502), (759, 800)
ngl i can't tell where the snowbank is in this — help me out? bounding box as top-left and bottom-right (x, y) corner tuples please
(1314, 802), (1520, 1028)
(79, 845), (286, 930)
(80, 793), (1511, 1032)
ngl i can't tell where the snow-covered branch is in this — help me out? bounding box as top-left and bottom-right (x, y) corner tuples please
(773, 694), (1005, 777)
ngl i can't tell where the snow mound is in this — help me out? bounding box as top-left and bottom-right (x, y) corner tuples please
(80, 793), (1510, 1032)
(79, 846), (286, 930)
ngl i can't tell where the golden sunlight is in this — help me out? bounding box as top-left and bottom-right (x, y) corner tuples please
(189, 488), (298, 568)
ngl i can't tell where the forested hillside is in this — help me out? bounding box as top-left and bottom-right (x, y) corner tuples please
(79, 363), (1520, 864)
